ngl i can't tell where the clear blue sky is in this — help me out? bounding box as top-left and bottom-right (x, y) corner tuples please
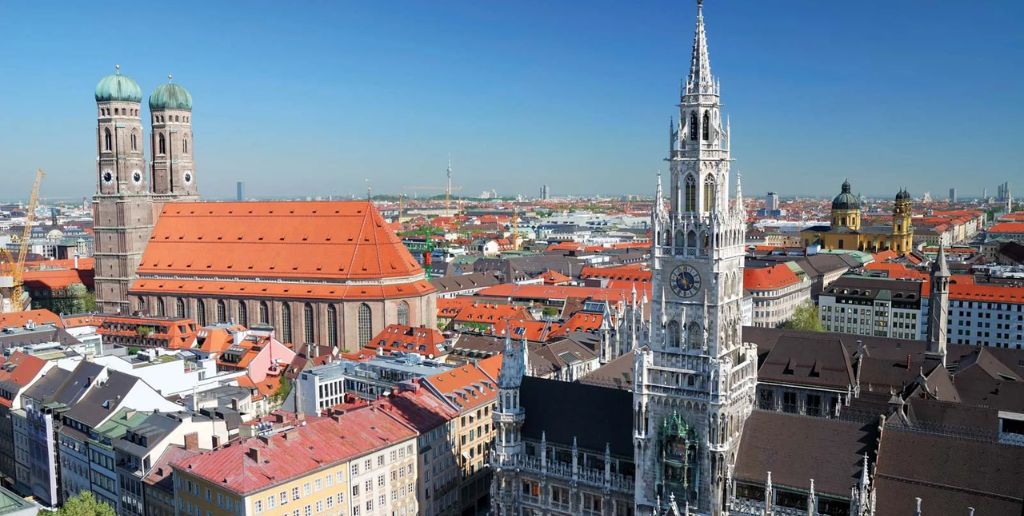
(1, 0), (1021, 201)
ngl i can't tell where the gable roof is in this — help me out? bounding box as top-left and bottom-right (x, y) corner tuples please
(734, 410), (874, 498)
(518, 375), (633, 457)
(0, 309), (62, 330)
(138, 201), (425, 281)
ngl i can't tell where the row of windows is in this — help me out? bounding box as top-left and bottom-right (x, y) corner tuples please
(100, 107), (139, 116)
(153, 114), (190, 123)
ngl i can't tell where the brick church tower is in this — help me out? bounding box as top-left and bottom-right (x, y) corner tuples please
(149, 74), (199, 205)
(93, 66), (154, 314)
(93, 68), (200, 314)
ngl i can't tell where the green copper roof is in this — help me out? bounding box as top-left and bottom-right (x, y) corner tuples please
(149, 76), (192, 111)
(95, 66), (142, 103)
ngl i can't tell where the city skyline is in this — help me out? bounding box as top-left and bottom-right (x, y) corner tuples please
(1, 0), (1022, 200)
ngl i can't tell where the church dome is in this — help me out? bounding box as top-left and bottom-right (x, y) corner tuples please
(895, 188), (910, 201)
(832, 180), (860, 210)
(149, 77), (192, 111)
(94, 66), (142, 103)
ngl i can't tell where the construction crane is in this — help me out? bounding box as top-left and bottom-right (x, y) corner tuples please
(1, 169), (45, 313)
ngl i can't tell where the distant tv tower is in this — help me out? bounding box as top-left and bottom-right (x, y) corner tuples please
(446, 154), (453, 217)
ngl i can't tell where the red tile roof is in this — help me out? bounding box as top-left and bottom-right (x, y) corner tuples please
(131, 201), (433, 302)
(452, 303), (533, 325)
(173, 409), (416, 495)
(0, 309), (62, 330)
(950, 275), (1024, 303)
(539, 269), (572, 285)
(493, 319), (562, 341)
(988, 222), (1024, 234)
(131, 278), (434, 301)
(477, 283), (643, 303)
(580, 265), (652, 283)
(437, 297), (477, 318)
(0, 352), (48, 408)
(424, 358), (500, 412)
(22, 266), (95, 292)
(365, 324), (447, 358)
(743, 264), (801, 291)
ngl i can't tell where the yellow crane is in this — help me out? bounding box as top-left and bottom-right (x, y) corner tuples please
(1, 169), (45, 313)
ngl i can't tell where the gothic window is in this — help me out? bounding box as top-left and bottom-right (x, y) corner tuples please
(104, 128), (112, 152)
(155, 299), (165, 317)
(397, 301), (410, 326)
(176, 298), (186, 318)
(216, 300), (226, 323)
(238, 302), (248, 327)
(702, 110), (710, 141)
(327, 305), (338, 348)
(183, 138), (188, 154)
(704, 176), (717, 212)
(688, 322), (702, 348)
(689, 112), (698, 141)
(136, 297), (146, 315)
(304, 303), (315, 343)
(674, 230), (685, 254)
(281, 304), (292, 342)
(358, 303), (372, 347)
(131, 130), (137, 151)
(159, 133), (166, 155)
(684, 174), (697, 212)
(259, 301), (269, 324)
(196, 299), (207, 326)
(667, 321), (680, 347)
(686, 230), (697, 249)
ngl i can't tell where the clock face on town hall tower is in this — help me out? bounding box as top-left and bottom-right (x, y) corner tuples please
(669, 264), (702, 298)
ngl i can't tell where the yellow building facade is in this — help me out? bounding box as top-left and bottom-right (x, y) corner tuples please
(801, 180), (914, 253)
(172, 412), (418, 516)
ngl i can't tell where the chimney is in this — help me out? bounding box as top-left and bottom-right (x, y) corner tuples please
(183, 432), (199, 451)
(73, 253), (79, 270)
(246, 447), (262, 463)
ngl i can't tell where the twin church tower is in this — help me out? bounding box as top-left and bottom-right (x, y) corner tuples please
(93, 66), (199, 314)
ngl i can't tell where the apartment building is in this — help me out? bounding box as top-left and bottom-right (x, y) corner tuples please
(172, 408), (418, 516)
(743, 263), (812, 328)
(818, 275), (927, 340)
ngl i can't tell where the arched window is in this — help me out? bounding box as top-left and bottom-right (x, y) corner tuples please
(131, 130), (137, 151)
(358, 303), (372, 347)
(686, 230), (697, 249)
(281, 304), (292, 342)
(689, 112), (698, 141)
(704, 176), (716, 212)
(684, 174), (697, 212)
(327, 305), (338, 348)
(104, 128), (112, 152)
(238, 302), (248, 327)
(674, 230), (685, 254)
(158, 133), (166, 155)
(216, 300), (226, 323)
(304, 303), (315, 343)
(137, 297), (147, 315)
(155, 299), (165, 317)
(397, 301), (410, 326)
(667, 321), (680, 347)
(688, 322), (702, 348)
(259, 301), (269, 324)
(196, 299), (207, 326)
(176, 298), (186, 318)
(183, 138), (188, 154)
(702, 110), (710, 141)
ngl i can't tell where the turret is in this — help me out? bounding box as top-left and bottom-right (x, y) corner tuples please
(926, 246), (950, 364)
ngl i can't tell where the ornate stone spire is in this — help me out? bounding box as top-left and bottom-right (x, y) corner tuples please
(685, 0), (715, 96)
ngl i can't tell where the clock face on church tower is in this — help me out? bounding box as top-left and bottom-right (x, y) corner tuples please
(670, 264), (702, 298)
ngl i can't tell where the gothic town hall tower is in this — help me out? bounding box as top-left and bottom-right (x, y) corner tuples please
(634, 2), (757, 514)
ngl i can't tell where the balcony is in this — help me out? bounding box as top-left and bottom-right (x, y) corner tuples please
(508, 455), (634, 494)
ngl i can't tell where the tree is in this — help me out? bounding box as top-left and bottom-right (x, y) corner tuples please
(274, 375), (292, 403)
(57, 492), (116, 516)
(781, 301), (824, 332)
